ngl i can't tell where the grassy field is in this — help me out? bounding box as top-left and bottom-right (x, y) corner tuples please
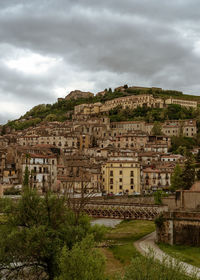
(101, 220), (155, 279)
(159, 243), (200, 268)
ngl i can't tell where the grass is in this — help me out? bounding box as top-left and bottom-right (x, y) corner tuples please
(101, 220), (155, 279)
(159, 243), (200, 268)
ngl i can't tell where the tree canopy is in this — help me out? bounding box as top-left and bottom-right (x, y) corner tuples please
(0, 189), (105, 280)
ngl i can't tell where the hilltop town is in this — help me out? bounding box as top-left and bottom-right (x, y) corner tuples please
(0, 85), (199, 196)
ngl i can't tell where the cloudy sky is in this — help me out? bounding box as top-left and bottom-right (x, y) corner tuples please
(0, 0), (200, 124)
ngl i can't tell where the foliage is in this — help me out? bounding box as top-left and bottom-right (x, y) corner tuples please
(151, 121), (163, 135)
(105, 220), (155, 265)
(118, 252), (198, 280)
(196, 169), (200, 181)
(182, 156), (196, 190)
(23, 165), (29, 187)
(109, 104), (198, 123)
(56, 235), (105, 280)
(170, 136), (196, 154)
(154, 214), (165, 228)
(3, 187), (21, 195)
(0, 189), (104, 280)
(196, 149), (200, 163)
(159, 242), (200, 268)
(4, 84), (200, 131)
(44, 114), (57, 122)
(170, 164), (183, 191)
(153, 190), (163, 205)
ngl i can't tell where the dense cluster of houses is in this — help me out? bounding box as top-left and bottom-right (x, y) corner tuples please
(0, 93), (198, 196)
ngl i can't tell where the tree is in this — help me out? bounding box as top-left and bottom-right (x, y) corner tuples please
(153, 190), (163, 204)
(0, 189), (104, 280)
(196, 169), (200, 181)
(44, 114), (57, 122)
(182, 156), (196, 190)
(56, 235), (105, 280)
(170, 164), (183, 191)
(151, 122), (163, 136)
(23, 165), (29, 187)
(196, 149), (200, 163)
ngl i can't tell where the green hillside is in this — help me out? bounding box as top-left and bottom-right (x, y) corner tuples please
(3, 86), (200, 131)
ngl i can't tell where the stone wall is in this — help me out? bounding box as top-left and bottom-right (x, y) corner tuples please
(162, 191), (200, 211)
(156, 211), (200, 246)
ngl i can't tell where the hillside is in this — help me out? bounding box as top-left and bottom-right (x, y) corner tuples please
(3, 85), (200, 131)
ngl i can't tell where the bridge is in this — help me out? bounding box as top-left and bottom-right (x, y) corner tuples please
(84, 202), (168, 220)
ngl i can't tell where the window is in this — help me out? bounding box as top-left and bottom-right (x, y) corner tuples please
(110, 178), (113, 184)
(110, 185), (113, 190)
(130, 178), (134, 184)
(131, 185), (134, 190)
(119, 178), (122, 182)
(52, 160), (54, 165)
(119, 170), (122, 175)
(110, 170), (113, 176)
(119, 185), (122, 190)
(130, 170), (134, 177)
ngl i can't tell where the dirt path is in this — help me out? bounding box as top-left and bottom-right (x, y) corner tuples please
(99, 247), (124, 277)
(134, 231), (200, 278)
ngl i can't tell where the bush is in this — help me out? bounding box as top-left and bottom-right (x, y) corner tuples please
(118, 252), (198, 280)
(3, 187), (21, 195)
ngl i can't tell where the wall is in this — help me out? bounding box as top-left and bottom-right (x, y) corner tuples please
(162, 191), (200, 210)
(156, 211), (200, 246)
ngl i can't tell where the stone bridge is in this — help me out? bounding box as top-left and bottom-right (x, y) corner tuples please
(84, 202), (168, 220)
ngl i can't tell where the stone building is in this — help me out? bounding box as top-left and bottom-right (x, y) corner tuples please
(15, 145), (60, 192)
(162, 120), (197, 137)
(142, 163), (174, 191)
(112, 119), (197, 138)
(165, 97), (197, 108)
(102, 157), (141, 194)
(114, 132), (148, 150)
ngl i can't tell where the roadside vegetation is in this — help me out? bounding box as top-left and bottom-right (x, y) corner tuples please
(117, 252), (198, 280)
(101, 220), (197, 280)
(101, 220), (155, 278)
(159, 243), (200, 269)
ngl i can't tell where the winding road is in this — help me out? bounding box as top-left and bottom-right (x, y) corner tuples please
(134, 231), (200, 278)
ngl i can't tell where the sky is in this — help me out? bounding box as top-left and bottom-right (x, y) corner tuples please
(1, 0), (200, 124)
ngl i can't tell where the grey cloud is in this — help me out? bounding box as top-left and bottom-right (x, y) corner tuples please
(0, 0), (200, 124)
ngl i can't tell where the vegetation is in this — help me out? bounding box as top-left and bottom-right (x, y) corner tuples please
(170, 156), (196, 191)
(0, 188), (105, 280)
(159, 243), (200, 269)
(3, 85), (200, 132)
(117, 252), (198, 280)
(100, 220), (155, 279)
(182, 156), (196, 190)
(151, 121), (163, 135)
(3, 186), (21, 195)
(154, 190), (164, 204)
(170, 136), (197, 154)
(109, 104), (200, 123)
(56, 235), (105, 280)
(170, 164), (183, 191)
(103, 219), (196, 280)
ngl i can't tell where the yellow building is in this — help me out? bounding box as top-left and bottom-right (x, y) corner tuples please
(102, 158), (141, 194)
